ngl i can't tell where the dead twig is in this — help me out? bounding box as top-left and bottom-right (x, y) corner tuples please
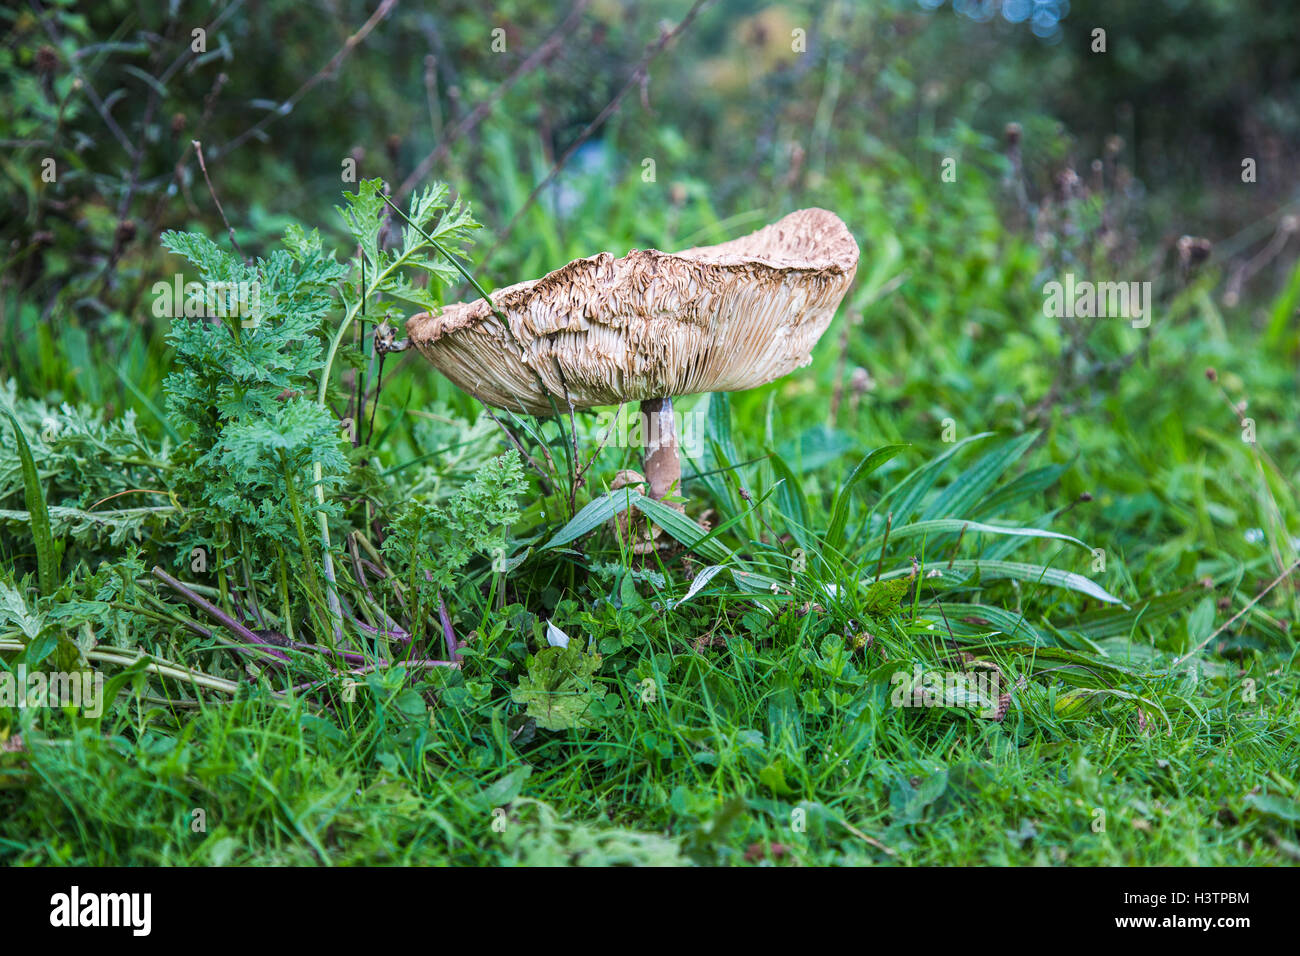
(397, 1), (590, 201)
(479, 0), (714, 268)
(192, 140), (244, 259)
(213, 0), (400, 159)
(1172, 557), (1300, 668)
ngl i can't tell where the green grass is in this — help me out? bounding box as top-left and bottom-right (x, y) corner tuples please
(2, 131), (1298, 867)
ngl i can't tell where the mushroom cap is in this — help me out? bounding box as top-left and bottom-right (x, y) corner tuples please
(407, 207), (860, 415)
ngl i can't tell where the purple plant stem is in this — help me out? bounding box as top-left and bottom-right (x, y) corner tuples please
(349, 659), (459, 676)
(151, 566), (292, 663)
(351, 620), (412, 644)
(347, 536), (407, 635)
(373, 558), (412, 616)
(287, 640), (367, 665)
(438, 594), (460, 662)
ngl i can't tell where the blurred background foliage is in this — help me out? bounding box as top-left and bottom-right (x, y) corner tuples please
(4, 0), (1299, 330)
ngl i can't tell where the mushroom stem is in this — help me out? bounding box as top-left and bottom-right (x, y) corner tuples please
(641, 396), (681, 503)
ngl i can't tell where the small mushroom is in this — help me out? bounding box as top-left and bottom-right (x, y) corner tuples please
(406, 208), (860, 501)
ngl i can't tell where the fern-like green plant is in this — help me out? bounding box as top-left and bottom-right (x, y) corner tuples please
(139, 180), (485, 650)
(381, 450), (527, 647)
(303, 180), (483, 633)
(160, 224), (349, 621)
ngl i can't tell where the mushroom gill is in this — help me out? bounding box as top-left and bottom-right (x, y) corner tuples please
(405, 207), (861, 417)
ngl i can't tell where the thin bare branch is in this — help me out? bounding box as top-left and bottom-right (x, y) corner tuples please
(480, 0), (714, 268)
(397, 1), (590, 201)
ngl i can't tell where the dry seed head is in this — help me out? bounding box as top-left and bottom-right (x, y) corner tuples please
(34, 45), (58, 75)
(1178, 235), (1212, 267)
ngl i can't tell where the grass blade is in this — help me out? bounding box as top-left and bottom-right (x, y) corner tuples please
(4, 412), (58, 595)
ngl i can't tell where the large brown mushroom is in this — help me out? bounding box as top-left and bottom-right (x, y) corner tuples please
(405, 208), (860, 501)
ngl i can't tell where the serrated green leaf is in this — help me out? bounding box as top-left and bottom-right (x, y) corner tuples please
(511, 643), (607, 731)
(0, 580), (44, 641)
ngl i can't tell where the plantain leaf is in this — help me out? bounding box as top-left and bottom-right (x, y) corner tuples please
(884, 432), (992, 524)
(542, 489), (639, 550)
(542, 487), (735, 566)
(875, 558), (1123, 605)
(670, 564), (726, 609)
(928, 601), (1050, 646)
(973, 463), (1069, 520)
(924, 431), (1039, 520)
(825, 443), (909, 561)
(1066, 589), (1203, 640)
(866, 518), (1090, 553)
(633, 495), (733, 564)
